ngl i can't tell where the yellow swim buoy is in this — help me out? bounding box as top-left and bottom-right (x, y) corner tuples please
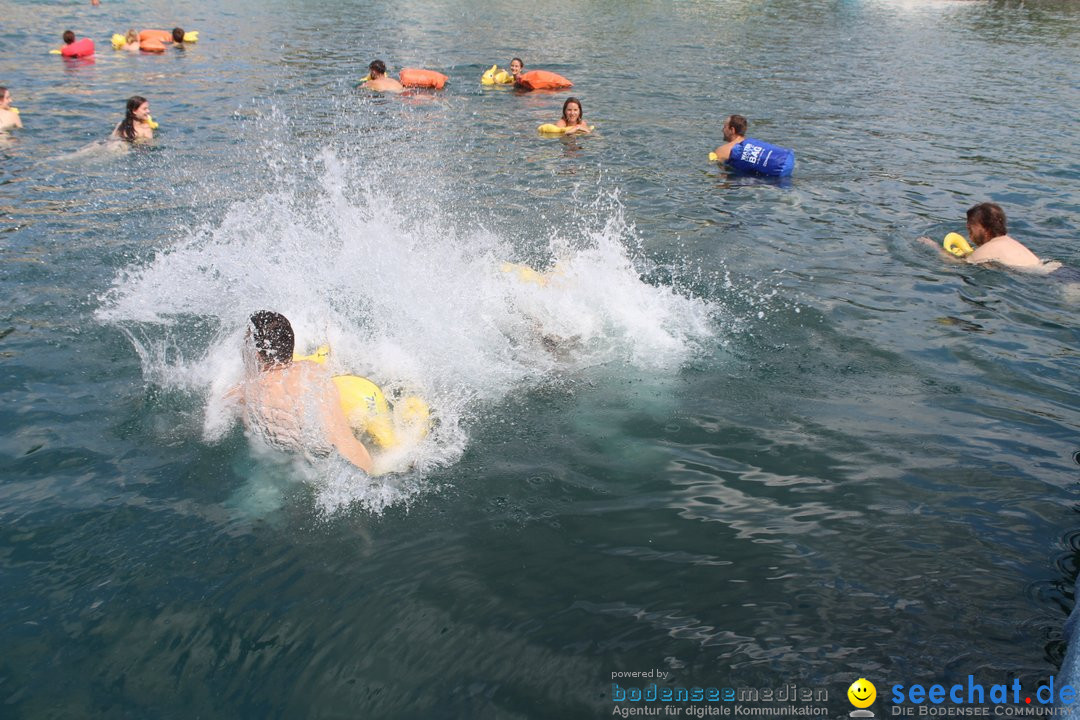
(943, 232), (974, 258)
(293, 344), (330, 364)
(708, 151), (719, 162)
(183, 31), (199, 43)
(501, 262), (550, 286)
(111, 33), (127, 49)
(146, 114), (159, 130)
(293, 344), (431, 449)
(333, 375), (431, 449)
(481, 65), (514, 85)
(538, 123), (594, 135)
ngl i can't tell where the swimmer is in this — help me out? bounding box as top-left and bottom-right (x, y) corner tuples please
(122, 29), (141, 52)
(232, 311), (374, 473)
(110, 96), (154, 142)
(361, 60), (404, 93)
(553, 97), (591, 134)
(0, 87), (22, 130)
(919, 202), (1059, 271)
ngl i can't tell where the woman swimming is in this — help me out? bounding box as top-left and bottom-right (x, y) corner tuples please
(554, 97), (591, 134)
(111, 96), (154, 142)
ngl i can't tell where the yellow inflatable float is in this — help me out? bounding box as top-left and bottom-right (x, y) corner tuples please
(293, 345), (431, 450)
(481, 65), (514, 85)
(537, 123), (594, 135)
(943, 232), (974, 258)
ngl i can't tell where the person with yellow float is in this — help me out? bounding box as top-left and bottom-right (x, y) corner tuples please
(481, 57), (523, 86)
(110, 96), (158, 143)
(920, 202), (1056, 271)
(232, 312), (375, 474)
(0, 87), (23, 130)
(538, 97), (593, 136)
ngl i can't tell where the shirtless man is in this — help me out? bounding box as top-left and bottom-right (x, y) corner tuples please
(0, 87), (22, 130)
(362, 60), (404, 93)
(921, 203), (1051, 270)
(235, 311), (373, 473)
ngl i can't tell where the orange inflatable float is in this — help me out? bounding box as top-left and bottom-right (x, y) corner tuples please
(138, 29), (174, 44)
(515, 70), (572, 91)
(398, 68), (448, 89)
(60, 38), (95, 58)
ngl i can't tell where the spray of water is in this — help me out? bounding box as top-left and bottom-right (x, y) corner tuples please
(97, 149), (717, 513)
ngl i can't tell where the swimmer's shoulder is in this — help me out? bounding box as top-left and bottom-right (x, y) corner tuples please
(967, 235), (1042, 269)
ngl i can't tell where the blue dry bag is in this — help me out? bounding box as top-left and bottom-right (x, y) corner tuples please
(728, 138), (795, 177)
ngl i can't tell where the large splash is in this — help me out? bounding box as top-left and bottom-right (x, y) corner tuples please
(97, 149), (717, 513)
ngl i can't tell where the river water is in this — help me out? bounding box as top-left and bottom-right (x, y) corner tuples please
(2, 0), (1079, 717)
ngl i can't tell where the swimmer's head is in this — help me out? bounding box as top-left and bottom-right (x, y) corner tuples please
(125, 29), (139, 44)
(562, 97), (583, 124)
(63, 30), (76, 45)
(248, 311), (295, 370)
(0, 87), (10, 108)
(172, 27), (185, 43)
(510, 57), (523, 74)
(723, 114), (747, 140)
(966, 202), (1007, 245)
(368, 59), (387, 78)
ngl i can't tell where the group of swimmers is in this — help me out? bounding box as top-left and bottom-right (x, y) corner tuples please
(2, 43), (1066, 474)
(362, 58), (592, 134)
(0, 26), (194, 142)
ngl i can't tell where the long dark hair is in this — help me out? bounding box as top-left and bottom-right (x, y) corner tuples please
(561, 97), (583, 124)
(116, 95), (146, 142)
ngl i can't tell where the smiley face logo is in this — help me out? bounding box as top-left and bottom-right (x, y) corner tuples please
(848, 678), (876, 708)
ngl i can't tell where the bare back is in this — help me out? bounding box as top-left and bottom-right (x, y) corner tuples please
(967, 235), (1043, 269)
(0, 109), (21, 130)
(365, 77), (405, 93)
(240, 360), (373, 472)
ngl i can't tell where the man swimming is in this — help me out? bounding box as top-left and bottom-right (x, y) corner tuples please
(234, 311), (373, 473)
(361, 60), (404, 93)
(711, 114), (795, 177)
(921, 203), (1058, 271)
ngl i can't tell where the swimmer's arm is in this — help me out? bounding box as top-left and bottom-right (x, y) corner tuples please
(323, 386), (374, 473)
(712, 142), (733, 162)
(916, 236), (963, 263)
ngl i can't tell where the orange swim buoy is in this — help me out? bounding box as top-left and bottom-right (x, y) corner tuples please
(515, 70), (572, 91)
(138, 29), (174, 45)
(398, 68), (448, 89)
(60, 37), (95, 58)
(139, 39), (166, 53)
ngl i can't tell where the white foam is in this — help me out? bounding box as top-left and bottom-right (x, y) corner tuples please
(97, 150), (716, 513)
